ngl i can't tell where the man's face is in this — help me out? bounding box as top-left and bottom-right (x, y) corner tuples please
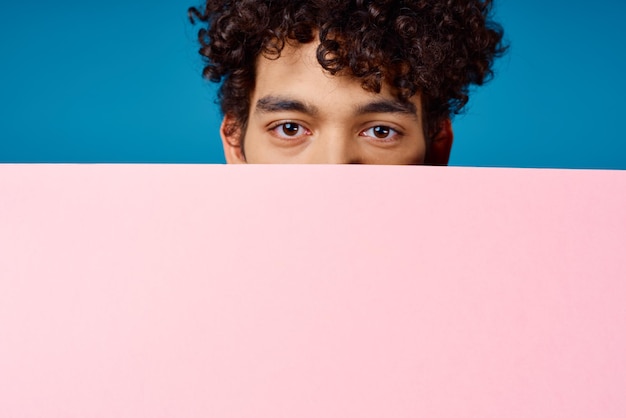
(221, 41), (451, 164)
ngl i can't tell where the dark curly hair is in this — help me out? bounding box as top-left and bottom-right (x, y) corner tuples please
(189, 0), (506, 141)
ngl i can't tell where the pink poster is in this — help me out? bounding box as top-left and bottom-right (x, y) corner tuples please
(1, 165), (625, 417)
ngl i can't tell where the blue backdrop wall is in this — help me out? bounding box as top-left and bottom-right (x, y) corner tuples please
(1, 0), (625, 168)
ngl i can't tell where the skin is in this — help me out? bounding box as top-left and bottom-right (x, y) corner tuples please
(221, 40), (453, 164)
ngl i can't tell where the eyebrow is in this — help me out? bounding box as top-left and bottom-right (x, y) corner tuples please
(255, 95), (418, 119)
(255, 96), (320, 116)
(355, 99), (418, 117)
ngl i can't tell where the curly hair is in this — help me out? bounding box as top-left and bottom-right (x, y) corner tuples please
(189, 0), (506, 140)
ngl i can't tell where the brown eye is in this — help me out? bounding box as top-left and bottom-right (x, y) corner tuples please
(360, 125), (401, 142)
(282, 122), (301, 136)
(270, 122), (310, 141)
(373, 126), (391, 138)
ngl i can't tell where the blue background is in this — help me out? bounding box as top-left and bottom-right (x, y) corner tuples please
(1, 0), (625, 168)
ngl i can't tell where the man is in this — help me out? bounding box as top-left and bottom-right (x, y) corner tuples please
(189, 0), (506, 164)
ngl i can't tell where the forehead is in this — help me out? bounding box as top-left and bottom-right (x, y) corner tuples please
(252, 40), (422, 115)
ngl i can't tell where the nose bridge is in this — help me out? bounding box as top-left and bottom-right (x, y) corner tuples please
(316, 126), (361, 164)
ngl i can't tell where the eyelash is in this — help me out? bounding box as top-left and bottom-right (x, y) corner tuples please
(267, 122), (404, 143)
(359, 125), (403, 142)
(268, 122), (311, 140)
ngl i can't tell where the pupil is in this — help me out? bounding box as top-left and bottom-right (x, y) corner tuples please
(374, 126), (390, 138)
(283, 123), (299, 136)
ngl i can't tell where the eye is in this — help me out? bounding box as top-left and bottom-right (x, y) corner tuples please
(360, 125), (401, 141)
(270, 122), (311, 140)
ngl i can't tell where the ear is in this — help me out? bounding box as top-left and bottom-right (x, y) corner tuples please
(220, 115), (247, 164)
(425, 118), (453, 166)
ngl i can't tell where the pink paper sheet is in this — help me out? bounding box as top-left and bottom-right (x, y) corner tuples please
(1, 165), (625, 417)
